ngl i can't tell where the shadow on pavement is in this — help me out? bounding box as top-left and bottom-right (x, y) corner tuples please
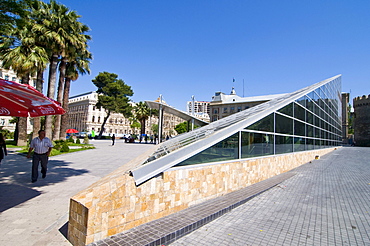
(59, 222), (69, 240)
(0, 152), (89, 212)
(0, 183), (41, 213)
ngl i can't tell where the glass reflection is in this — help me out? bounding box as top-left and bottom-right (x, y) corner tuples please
(241, 132), (274, 158)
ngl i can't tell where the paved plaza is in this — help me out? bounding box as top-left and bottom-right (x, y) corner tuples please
(1, 141), (369, 246)
(170, 147), (370, 246)
(0, 139), (154, 246)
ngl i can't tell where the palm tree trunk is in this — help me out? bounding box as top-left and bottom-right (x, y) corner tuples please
(17, 74), (30, 146)
(140, 119), (146, 135)
(32, 69), (44, 139)
(53, 58), (66, 140)
(45, 54), (59, 139)
(98, 111), (111, 139)
(60, 77), (71, 141)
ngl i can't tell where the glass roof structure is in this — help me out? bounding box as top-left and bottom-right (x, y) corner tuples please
(132, 75), (342, 185)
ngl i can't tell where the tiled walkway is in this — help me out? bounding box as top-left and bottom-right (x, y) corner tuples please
(91, 147), (370, 246)
(170, 147), (370, 245)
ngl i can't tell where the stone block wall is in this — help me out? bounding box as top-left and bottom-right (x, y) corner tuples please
(68, 148), (337, 245)
(354, 95), (370, 146)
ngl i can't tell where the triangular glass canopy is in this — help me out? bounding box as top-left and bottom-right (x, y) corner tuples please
(132, 75), (342, 185)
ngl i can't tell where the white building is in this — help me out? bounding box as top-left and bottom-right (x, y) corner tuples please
(209, 87), (286, 122)
(186, 100), (210, 122)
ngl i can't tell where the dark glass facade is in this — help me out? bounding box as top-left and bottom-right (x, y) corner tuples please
(177, 77), (342, 166)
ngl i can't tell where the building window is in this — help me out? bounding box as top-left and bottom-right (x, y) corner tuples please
(237, 106), (242, 112)
(92, 116), (95, 122)
(214, 109), (218, 114)
(223, 107), (228, 113)
(4, 75), (9, 80)
(12, 77), (16, 82)
(230, 107), (235, 113)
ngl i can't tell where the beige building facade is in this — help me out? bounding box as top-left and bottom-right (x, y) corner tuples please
(68, 92), (184, 138)
(209, 87), (286, 122)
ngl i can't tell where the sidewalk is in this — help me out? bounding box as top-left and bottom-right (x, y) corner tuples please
(0, 140), (154, 246)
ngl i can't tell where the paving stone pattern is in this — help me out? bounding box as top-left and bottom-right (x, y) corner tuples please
(89, 171), (295, 246)
(171, 147), (370, 246)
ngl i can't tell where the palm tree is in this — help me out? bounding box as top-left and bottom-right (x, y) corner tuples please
(0, 17), (49, 146)
(53, 19), (91, 140)
(59, 49), (92, 140)
(32, 0), (90, 139)
(32, 69), (44, 139)
(134, 102), (158, 136)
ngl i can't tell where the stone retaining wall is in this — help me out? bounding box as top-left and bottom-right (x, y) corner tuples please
(68, 148), (337, 246)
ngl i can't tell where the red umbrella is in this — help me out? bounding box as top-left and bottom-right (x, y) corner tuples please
(66, 129), (79, 133)
(0, 79), (65, 117)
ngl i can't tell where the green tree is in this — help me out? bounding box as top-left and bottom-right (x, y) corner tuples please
(92, 72), (134, 138)
(151, 124), (158, 135)
(0, 0), (27, 36)
(53, 12), (91, 140)
(174, 122), (188, 134)
(59, 49), (92, 140)
(133, 102), (158, 136)
(32, 0), (91, 139)
(0, 4), (49, 145)
(174, 121), (199, 134)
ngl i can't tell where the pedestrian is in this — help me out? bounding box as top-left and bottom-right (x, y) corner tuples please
(0, 133), (7, 165)
(111, 134), (115, 145)
(27, 130), (53, 183)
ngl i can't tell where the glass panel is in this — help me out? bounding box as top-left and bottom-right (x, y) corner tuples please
(275, 114), (293, 135)
(278, 103), (293, 117)
(275, 135), (293, 154)
(294, 120), (305, 136)
(307, 91), (315, 100)
(294, 137), (305, 152)
(307, 111), (313, 125)
(246, 113), (274, 132)
(177, 133), (239, 166)
(313, 90), (320, 104)
(294, 103), (305, 121)
(307, 97), (314, 113)
(307, 125), (314, 137)
(306, 138), (314, 150)
(314, 126), (320, 138)
(241, 132), (274, 158)
(296, 96), (306, 108)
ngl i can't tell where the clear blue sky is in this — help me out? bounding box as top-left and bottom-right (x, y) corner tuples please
(58, 0), (369, 111)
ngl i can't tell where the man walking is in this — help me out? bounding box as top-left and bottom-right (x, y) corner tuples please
(27, 130), (53, 183)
